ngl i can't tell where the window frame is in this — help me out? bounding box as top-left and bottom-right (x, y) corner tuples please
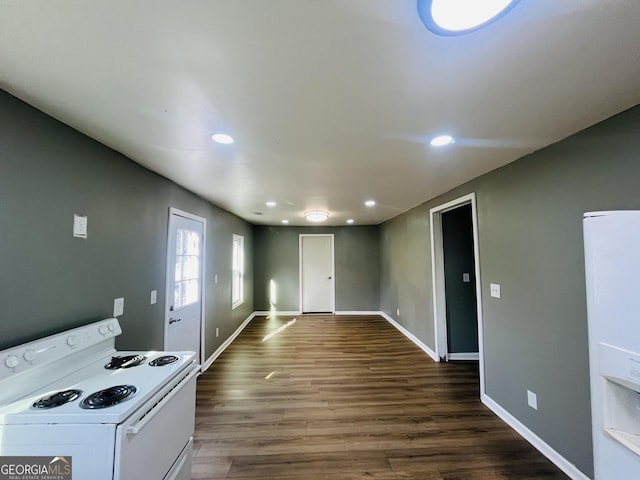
(232, 234), (245, 309)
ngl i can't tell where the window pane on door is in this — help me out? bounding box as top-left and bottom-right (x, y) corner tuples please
(174, 229), (201, 309)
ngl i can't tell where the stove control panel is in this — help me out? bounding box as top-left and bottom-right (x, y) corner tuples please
(0, 318), (122, 380)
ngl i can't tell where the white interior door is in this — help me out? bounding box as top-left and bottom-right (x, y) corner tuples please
(165, 208), (205, 360)
(300, 235), (335, 313)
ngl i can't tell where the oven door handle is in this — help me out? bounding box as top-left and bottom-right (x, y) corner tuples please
(125, 367), (198, 436)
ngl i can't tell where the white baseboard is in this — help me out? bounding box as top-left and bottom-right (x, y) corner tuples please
(448, 352), (479, 361)
(379, 312), (439, 362)
(201, 313), (257, 372)
(335, 311), (381, 315)
(253, 310), (300, 316)
(481, 394), (590, 480)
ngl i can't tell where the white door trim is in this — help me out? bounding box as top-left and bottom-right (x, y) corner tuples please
(165, 207), (206, 366)
(429, 193), (485, 397)
(299, 234), (335, 313)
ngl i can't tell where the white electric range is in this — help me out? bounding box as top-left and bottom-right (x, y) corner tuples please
(0, 318), (199, 480)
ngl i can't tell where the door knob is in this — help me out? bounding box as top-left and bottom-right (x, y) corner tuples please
(169, 317), (182, 325)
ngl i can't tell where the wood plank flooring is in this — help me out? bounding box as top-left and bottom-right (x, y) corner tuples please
(192, 314), (569, 480)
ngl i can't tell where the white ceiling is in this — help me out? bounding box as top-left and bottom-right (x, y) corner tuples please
(1, 1), (639, 226)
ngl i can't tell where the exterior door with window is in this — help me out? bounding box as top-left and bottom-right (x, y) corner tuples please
(165, 209), (205, 360)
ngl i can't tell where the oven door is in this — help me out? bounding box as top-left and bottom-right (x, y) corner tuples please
(113, 366), (198, 480)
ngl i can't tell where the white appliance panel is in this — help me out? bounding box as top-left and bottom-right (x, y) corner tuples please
(0, 423), (116, 480)
(584, 211), (640, 479)
(165, 438), (194, 480)
(114, 368), (198, 480)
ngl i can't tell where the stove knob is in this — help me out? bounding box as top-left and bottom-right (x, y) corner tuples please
(107, 323), (116, 332)
(66, 335), (78, 347)
(23, 349), (36, 362)
(99, 325), (108, 335)
(5, 355), (19, 369)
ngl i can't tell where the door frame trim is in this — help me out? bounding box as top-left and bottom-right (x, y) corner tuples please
(429, 193), (485, 397)
(299, 234), (335, 313)
(164, 207), (207, 366)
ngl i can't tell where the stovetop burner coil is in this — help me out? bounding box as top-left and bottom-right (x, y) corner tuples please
(149, 355), (179, 366)
(104, 354), (147, 369)
(80, 385), (137, 409)
(32, 389), (83, 409)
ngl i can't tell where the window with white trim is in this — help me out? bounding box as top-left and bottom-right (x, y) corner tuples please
(232, 234), (244, 309)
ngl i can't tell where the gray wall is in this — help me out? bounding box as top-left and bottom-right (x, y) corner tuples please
(0, 89), (253, 359)
(380, 104), (640, 478)
(253, 225), (380, 312)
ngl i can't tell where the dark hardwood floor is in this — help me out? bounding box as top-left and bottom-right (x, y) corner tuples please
(192, 314), (569, 480)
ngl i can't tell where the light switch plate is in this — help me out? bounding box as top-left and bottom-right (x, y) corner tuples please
(150, 290), (157, 305)
(463, 272), (470, 283)
(490, 283), (501, 298)
(73, 214), (87, 238)
(527, 390), (538, 410)
(113, 297), (124, 317)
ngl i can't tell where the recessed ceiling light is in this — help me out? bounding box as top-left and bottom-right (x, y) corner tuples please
(304, 211), (329, 222)
(430, 134), (455, 147)
(347, 219), (355, 224)
(365, 200), (376, 207)
(281, 219), (289, 224)
(211, 133), (234, 144)
(418, 0), (522, 36)
(266, 201), (277, 207)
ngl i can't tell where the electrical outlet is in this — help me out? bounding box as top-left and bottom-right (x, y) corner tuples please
(216, 327), (219, 337)
(150, 290), (157, 305)
(490, 283), (501, 298)
(527, 390), (538, 410)
(113, 297), (124, 317)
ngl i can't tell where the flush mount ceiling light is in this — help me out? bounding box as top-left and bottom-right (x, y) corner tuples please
(281, 219), (289, 224)
(346, 219), (355, 224)
(364, 200), (376, 207)
(211, 133), (234, 144)
(430, 134), (455, 147)
(304, 211), (329, 223)
(417, 0), (522, 36)
(266, 201), (277, 207)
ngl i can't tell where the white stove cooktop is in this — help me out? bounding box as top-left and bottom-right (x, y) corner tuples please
(0, 319), (197, 425)
(0, 350), (196, 424)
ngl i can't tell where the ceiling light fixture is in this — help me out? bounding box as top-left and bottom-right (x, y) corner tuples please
(266, 201), (276, 207)
(430, 134), (455, 147)
(365, 200), (376, 207)
(281, 219), (289, 224)
(417, 0), (521, 36)
(304, 211), (329, 223)
(211, 133), (234, 144)
(347, 219), (355, 224)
